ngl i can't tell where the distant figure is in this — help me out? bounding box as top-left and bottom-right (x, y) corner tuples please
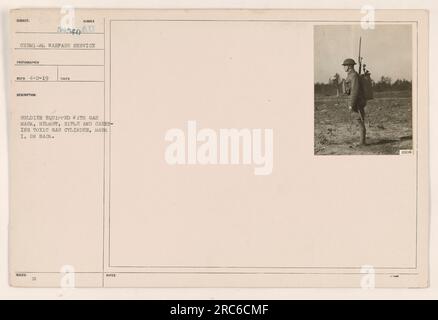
(331, 73), (341, 97)
(342, 58), (367, 146)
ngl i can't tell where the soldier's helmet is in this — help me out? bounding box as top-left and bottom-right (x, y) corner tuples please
(342, 58), (356, 66)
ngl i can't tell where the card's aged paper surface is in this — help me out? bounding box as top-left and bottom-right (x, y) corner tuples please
(8, 9), (429, 288)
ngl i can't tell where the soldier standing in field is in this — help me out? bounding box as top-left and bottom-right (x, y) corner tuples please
(342, 58), (367, 146)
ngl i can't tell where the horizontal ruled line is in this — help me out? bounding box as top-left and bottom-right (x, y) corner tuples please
(15, 31), (104, 35)
(15, 64), (104, 67)
(14, 271), (420, 275)
(15, 80), (104, 83)
(14, 48), (104, 51)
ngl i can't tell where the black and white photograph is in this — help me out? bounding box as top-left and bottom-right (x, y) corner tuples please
(314, 24), (414, 155)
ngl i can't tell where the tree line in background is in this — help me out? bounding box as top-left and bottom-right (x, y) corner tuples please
(314, 74), (412, 96)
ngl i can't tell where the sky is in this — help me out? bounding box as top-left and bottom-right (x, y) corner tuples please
(314, 24), (413, 83)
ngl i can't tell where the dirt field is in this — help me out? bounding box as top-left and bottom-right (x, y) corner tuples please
(314, 91), (413, 155)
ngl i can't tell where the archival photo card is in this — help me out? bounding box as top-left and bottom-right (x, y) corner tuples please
(8, 9), (429, 288)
